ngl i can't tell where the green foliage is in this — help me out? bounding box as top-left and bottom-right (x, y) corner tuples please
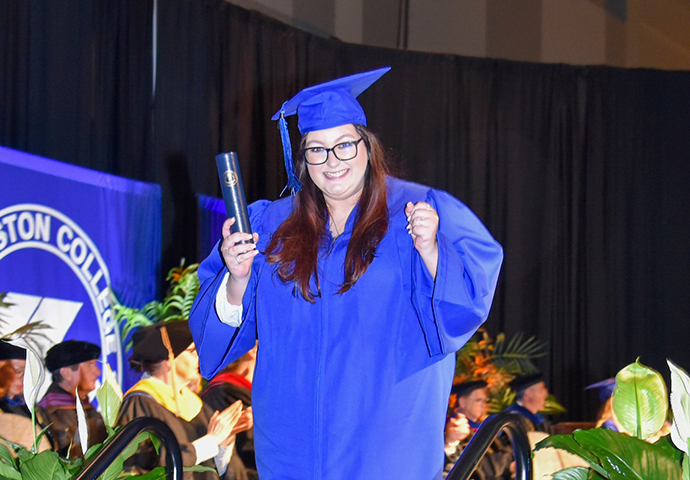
(0, 292), (52, 353)
(545, 394), (567, 416)
(0, 362), (206, 479)
(20, 450), (71, 480)
(538, 429), (682, 479)
(112, 260), (199, 351)
(1, 260), (205, 477)
(536, 358), (690, 480)
(0, 442), (22, 480)
(489, 384), (516, 415)
(0, 428), (197, 480)
(550, 466), (598, 480)
(96, 363), (124, 431)
(99, 431), (157, 480)
(0, 322), (53, 353)
(491, 331), (547, 374)
(0, 291), (12, 318)
(453, 329), (562, 414)
(613, 359), (667, 440)
(127, 467), (169, 480)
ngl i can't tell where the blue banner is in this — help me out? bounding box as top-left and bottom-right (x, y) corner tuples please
(197, 194), (226, 260)
(0, 147), (161, 396)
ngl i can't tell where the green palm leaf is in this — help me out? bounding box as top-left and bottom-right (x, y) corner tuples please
(0, 291), (13, 323)
(112, 260), (200, 351)
(453, 329), (559, 413)
(488, 386), (515, 413)
(141, 301), (164, 319)
(0, 320), (53, 354)
(492, 331), (547, 374)
(544, 393), (567, 415)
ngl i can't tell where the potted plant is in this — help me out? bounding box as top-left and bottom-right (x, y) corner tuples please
(0, 360), (193, 479)
(535, 358), (689, 479)
(112, 260), (199, 351)
(452, 328), (565, 415)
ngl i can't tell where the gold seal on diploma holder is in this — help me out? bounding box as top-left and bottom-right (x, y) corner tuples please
(222, 170), (238, 187)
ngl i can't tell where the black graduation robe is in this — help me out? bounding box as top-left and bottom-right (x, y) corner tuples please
(0, 395), (31, 418)
(36, 383), (107, 459)
(117, 392), (218, 480)
(444, 434), (513, 480)
(116, 391), (248, 480)
(202, 379), (257, 480)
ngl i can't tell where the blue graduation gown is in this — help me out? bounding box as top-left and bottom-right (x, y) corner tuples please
(189, 177), (503, 480)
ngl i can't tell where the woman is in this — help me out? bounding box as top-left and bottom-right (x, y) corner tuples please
(0, 343), (51, 452)
(587, 378), (620, 431)
(189, 67), (504, 479)
(202, 343), (258, 480)
(0, 340), (29, 417)
(117, 321), (251, 480)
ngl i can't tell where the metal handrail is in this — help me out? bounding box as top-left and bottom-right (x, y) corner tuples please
(74, 417), (183, 480)
(446, 411), (533, 480)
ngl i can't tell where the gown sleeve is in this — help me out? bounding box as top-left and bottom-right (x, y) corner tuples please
(410, 188), (503, 356)
(189, 200), (271, 379)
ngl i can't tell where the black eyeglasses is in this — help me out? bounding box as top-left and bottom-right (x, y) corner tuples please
(302, 138), (364, 165)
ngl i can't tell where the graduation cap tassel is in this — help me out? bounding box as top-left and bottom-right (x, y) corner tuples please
(160, 326), (181, 418)
(278, 109), (302, 196)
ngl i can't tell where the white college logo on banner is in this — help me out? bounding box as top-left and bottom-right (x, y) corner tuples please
(0, 203), (122, 395)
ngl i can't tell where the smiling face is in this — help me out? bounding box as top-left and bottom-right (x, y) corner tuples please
(303, 124), (369, 208)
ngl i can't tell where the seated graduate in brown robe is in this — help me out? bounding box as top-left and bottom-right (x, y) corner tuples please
(117, 320), (251, 480)
(37, 340), (107, 459)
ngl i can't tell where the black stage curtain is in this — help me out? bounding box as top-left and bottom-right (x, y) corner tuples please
(0, 0), (153, 177)
(3, 0), (690, 422)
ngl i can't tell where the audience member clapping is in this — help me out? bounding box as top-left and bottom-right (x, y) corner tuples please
(117, 321), (251, 480)
(443, 380), (513, 479)
(202, 342), (257, 480)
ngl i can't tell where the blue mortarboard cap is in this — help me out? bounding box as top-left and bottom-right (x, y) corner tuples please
(271, 67), (391, 195)
(585, 378), (616, 403)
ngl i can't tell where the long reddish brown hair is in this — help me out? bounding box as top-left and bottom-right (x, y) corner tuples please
(265, 125), (390, 302)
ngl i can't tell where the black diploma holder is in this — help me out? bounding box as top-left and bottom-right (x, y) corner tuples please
(215, 152), (253, 245)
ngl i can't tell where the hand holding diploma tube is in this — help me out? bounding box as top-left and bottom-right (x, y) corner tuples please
(216, 152), (259, 280)
(216, 152), (253, 242)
